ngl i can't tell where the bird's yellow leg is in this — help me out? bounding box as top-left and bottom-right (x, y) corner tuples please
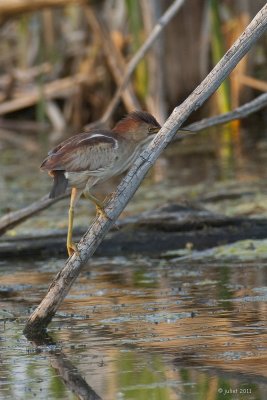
(67, 188), (80, 257)
(83, 192), (109, 219)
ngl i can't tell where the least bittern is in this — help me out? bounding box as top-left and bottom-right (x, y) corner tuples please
(41, 111), (161, 256)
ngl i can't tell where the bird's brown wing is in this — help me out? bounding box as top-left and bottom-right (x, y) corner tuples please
(41, 130), (118, 173)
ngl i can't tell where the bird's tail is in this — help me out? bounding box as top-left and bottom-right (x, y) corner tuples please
(49, 170), (68, 198)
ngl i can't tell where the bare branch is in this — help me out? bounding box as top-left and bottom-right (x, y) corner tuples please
(140, 0), (167, 123)
(86, 0), (185, 129)
(183, 92), (267, 133)
(0, 119), (48, 132)
(0, 75), (88, 116)
(0, 63), (52, 89)
(238, 74), (267, 92)
(0, 193), (69, 236)
(23, 4), (267, 336)
(85, 7), (141, 114)
(0, 128), (39, 152)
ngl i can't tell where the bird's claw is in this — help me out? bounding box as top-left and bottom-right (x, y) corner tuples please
(96, 205), (112, 221)
(67, 241), (79, 257)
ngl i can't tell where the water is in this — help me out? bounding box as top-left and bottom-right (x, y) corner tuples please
(1, 123), (267, 399)
(1, 257), (266, 399)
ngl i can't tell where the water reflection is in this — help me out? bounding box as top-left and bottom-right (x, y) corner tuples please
(29, 333), (102, 400)
(1, 257), (267, 399)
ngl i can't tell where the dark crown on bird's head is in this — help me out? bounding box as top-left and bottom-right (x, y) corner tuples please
(112, 111), (161, 140)
(127, 111), (161, 128)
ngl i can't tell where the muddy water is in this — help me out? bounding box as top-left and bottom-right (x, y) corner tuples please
(1, 123), (267, 399)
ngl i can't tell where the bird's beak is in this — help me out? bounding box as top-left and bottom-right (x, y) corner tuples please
(148, 126), (193, 136)
(148, 126), (161, 135)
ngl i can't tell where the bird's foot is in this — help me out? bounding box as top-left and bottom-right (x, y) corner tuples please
(83, 192), (112, 221)
(96, 205), (112, 221)
(96, 204), (120, 230)
(67, 241), (79, 257)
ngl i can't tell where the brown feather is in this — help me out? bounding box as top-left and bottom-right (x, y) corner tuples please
(113, 111), (160, 134)
(40, 130), (117, 173)
(128, 111), (161, 127)
(41, 112), (160, 196)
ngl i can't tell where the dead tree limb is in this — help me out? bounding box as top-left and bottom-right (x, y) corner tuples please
(0, 193), (69, 236)
(23, 4), (267, 336)
(184, 91), (267, 133)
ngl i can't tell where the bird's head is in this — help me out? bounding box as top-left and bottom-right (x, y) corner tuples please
(112, 111), (161, 142)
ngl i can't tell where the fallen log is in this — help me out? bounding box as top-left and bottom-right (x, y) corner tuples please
(2, 204), (267, 258)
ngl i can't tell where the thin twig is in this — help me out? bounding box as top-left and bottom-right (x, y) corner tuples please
(0, 118), (48, 132)
(85, 7), (141, 114)
(86, 0), (185, 129)
(238, 74), (267, 92)
(0, 0), (85, 17)
(0, 63), (52, 89)
(141, 0), (167, 123)
(184, 91), (267, 133)
(0, 193), (69, 236)
(0, 128), (39, 152)
(23, 4), (267, 336)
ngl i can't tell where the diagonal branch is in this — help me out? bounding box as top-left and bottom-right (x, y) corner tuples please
(86, 0), (185, 129)
(184, 91), (267, 133)
(24, 4), (267, 336)
(0, 193), (69, 236)
(85, 6), (141, 113)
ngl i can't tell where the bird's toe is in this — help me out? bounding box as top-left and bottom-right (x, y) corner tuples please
(67, 242), (79, 257)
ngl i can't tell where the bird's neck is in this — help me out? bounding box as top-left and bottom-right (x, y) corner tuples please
(114, 135), (153, 175)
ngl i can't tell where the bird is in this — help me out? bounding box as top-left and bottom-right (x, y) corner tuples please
(40, 111), (161, 257)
